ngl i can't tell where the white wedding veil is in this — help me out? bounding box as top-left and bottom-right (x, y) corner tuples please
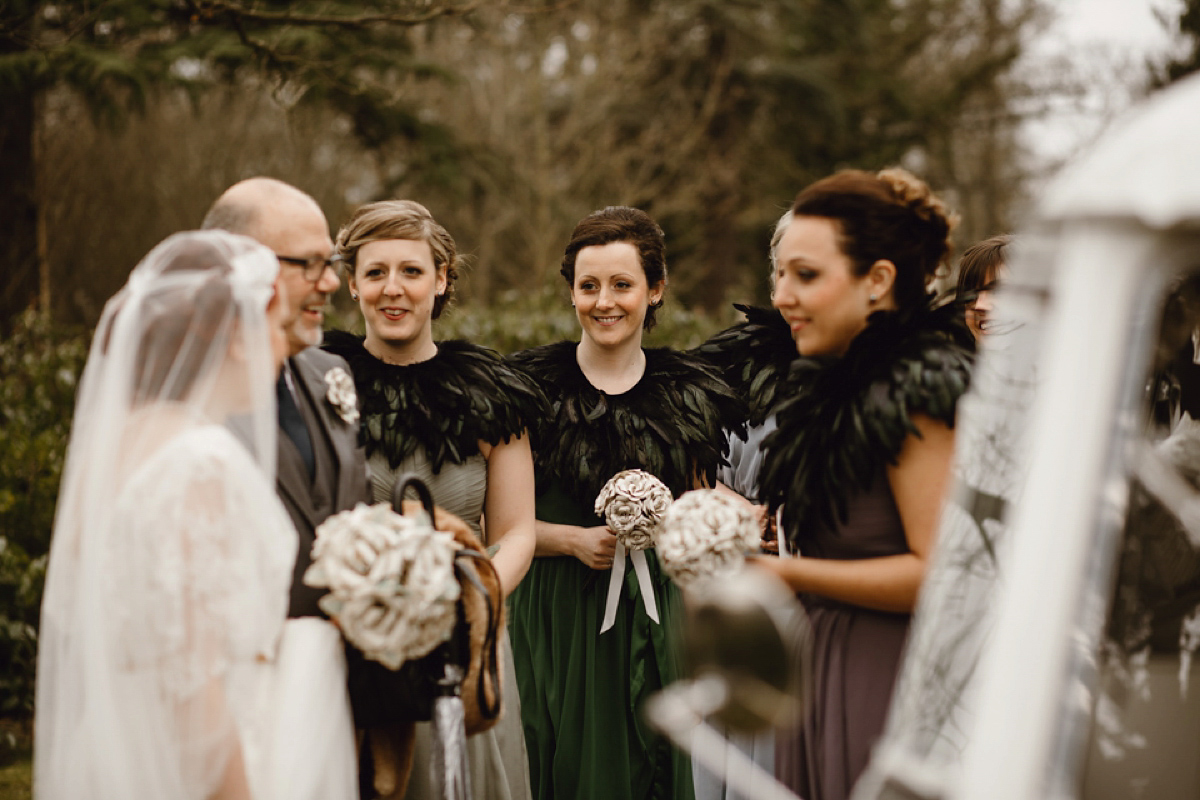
(35, 231), (297, 799)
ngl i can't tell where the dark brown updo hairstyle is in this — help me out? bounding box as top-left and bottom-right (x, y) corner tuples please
(336, 199), (461, 319)
(560, 206), (668, 330)
(955, 234), (1010, 299)
(791, 167), (958, 312)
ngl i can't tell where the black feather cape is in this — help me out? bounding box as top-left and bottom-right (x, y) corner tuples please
(691, 304), (797, 425)
(758, 300), (974, 549)
(322, 330), (548, 473)
(507, 341), (747, 505)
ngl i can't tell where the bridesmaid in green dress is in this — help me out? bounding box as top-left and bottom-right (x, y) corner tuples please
(323, 200), (545, 800)
(507, 206), (744, 800)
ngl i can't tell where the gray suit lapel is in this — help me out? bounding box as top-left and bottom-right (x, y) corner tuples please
(292, 359), (337, 506)
(293, 353), (362, 513)
(277, 362), (326, 530)
(277, 431), (320, 527)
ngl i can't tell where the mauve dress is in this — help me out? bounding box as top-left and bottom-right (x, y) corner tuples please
(775, 469), (911, 800)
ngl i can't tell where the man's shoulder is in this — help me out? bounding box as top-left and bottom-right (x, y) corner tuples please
(291, 346), (352, 376)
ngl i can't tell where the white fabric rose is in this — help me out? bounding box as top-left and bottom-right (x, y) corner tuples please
(304, 502), (460, 669)
(605, 498), (643, 534)
(641, 489), (672, 521)
(324, 367), (360, 425)
(658, 489), (760, 590)
(595, 469), (673, 552)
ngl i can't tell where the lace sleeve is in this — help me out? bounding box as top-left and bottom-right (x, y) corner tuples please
(105, 427), (296, 796)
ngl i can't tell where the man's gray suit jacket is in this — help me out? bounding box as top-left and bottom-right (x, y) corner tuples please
(278, 347), (371, 618)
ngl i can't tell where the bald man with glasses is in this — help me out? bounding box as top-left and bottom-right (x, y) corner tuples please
(203, 177), (370, 622)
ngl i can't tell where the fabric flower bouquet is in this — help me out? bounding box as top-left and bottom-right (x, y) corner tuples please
(595, 469), (674, 552)
(303, 502), (461, 669)
(594, 469), (762, 632)
(657, 490), (761, 589)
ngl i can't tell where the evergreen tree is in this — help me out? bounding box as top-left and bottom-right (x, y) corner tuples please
(382, 0), (1047, 312)
(0, 0), (501, 328)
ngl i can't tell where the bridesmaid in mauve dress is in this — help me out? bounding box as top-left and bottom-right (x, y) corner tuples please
(323, 199), (544, 800)
(754, 168), (974, 800)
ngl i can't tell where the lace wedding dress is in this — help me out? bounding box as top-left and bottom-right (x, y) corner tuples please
(35, 231), (356, 800)
(39, 423), (356, 799)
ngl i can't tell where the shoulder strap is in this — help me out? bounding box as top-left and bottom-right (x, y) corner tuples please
(390, 473), (436, 516)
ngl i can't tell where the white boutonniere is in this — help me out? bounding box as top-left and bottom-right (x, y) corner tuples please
(324, 367), (360, 425)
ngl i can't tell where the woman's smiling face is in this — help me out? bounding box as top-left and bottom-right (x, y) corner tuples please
(772, 215), (880, 357)
(350, 238), (445, 349)
(571, 241), (663, 349)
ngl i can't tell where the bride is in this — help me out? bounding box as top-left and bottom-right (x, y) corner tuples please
(34, 231), (356, 799)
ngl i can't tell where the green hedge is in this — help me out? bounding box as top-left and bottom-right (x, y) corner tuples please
(435, 285), (734, 353)
(0, 311), (90, 721)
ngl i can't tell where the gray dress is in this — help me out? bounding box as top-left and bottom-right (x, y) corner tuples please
(693, 419), (776, 800)
(368, 449), (533, 800)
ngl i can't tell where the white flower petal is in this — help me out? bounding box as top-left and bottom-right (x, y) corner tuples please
(309, 501), (462, 668)
(658, 489), (759, 589)
(595, 469), (673, 552)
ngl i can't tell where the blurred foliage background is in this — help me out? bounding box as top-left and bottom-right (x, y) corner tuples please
(2, 0), (1199, 771)
(5, 0), (1072, 328)
(0, 310), (87, 772)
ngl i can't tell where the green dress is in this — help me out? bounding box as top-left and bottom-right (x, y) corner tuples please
(506, 342), (745, 800)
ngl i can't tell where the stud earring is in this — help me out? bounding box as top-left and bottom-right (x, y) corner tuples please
(869, 294), (878, 303)
(350, 292), (358, 301)
(437, 289), (445, 296)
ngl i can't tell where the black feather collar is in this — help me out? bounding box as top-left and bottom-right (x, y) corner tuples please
(758, 299), (975, 548)
(692, 304), (798, 425)
(322, 330), (548, 473)
(507, 341), (747, 505)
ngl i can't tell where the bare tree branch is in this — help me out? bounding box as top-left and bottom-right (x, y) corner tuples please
(187, 0), (486, 29)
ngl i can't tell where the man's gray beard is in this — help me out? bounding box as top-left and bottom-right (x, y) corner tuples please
(291, 326), (324, 354)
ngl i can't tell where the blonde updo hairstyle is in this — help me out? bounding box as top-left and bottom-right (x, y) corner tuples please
(791, 167), (958, 312)
(335, 199), (461, 319)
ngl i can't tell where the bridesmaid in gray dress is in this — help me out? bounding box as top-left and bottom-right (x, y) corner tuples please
(690, 213), (798, 800)
(754, 168), (973, 800)
(323, 199), (544, 800)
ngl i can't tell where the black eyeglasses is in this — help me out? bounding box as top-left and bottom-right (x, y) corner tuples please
(277, 253), (342, 282)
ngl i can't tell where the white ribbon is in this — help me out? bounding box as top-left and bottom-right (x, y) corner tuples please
(599, 542), (661, 633)
(776, 507), (790, 557)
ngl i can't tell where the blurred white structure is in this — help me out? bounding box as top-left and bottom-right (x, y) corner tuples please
(857, 71), (1200, 800)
